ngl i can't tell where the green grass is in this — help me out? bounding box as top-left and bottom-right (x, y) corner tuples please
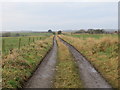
(10, 32), (53, 37)
(2, 36), (53, 88)
(2, 36), (48, 55)
(70, 34), (118, 39)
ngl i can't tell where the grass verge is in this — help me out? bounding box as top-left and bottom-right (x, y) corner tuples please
(2, 36), (53, 88)
(59, 35), (118, 88)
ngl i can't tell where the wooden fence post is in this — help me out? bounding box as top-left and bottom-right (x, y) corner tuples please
(28, 37), (30, 45)
(2, 39), (5, 53)
(19, 38), (21, 49)
(33, 37), (34, 42)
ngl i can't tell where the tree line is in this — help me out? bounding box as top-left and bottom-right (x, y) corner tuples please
(74, 29), (118, 34)
(2, 32), (24, 37)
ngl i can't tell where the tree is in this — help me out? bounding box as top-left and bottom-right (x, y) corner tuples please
(114, 31), (118, 33)
(87, 29), (105, 34)
(48, 29), (52, 33)
(58, 30), (62, 34)
(87, 29), (94, 34)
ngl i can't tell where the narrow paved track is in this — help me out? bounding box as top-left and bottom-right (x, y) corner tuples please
(59, 37), (112, 88)
(24, 36), (57, 88)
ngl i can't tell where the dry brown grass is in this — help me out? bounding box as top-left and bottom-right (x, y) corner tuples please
(59, 35), (118, 88)
(53, 38), (83, 88)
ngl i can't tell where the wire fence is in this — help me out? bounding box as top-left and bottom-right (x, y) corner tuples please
(2, 36), (43, 55)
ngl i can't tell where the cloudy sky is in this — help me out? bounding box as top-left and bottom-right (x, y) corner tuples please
(1, 1), (118, 31)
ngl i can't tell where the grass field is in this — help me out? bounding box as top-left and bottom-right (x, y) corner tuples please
(59, 34), (118, 88)
(10, 32), (53, 37)
(2, 36), (53, 88)
(53, 38), (83, 88)
(1, 33), (119, 88)
(70, 34), (117, 39)
(2, 36), (49, 55)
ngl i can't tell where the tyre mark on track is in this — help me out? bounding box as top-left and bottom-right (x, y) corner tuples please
(59, 37), (112, 88)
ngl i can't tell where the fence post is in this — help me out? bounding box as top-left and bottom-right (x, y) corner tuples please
(2, 39), (5, 53)
(19, 38), (21, 49)
(33, 37), (34, 42)
(28, 37), (30, 45)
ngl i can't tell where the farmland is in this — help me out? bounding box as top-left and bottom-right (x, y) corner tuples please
(1, 32), (52, 55)
(2, 1), (119, 88)
(2, 36), (47, 55)
(2, 34), (53, 88)
(70, 34), (117, 39)
(59, 34), (118, 88)
(1, 32), (119, 88)
(2, 32), (53, 37)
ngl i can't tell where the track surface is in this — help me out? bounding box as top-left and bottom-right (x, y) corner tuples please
(59, 37), (112, 88)
(24, 36), (112, 88)
(24, 36), (57, 88)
